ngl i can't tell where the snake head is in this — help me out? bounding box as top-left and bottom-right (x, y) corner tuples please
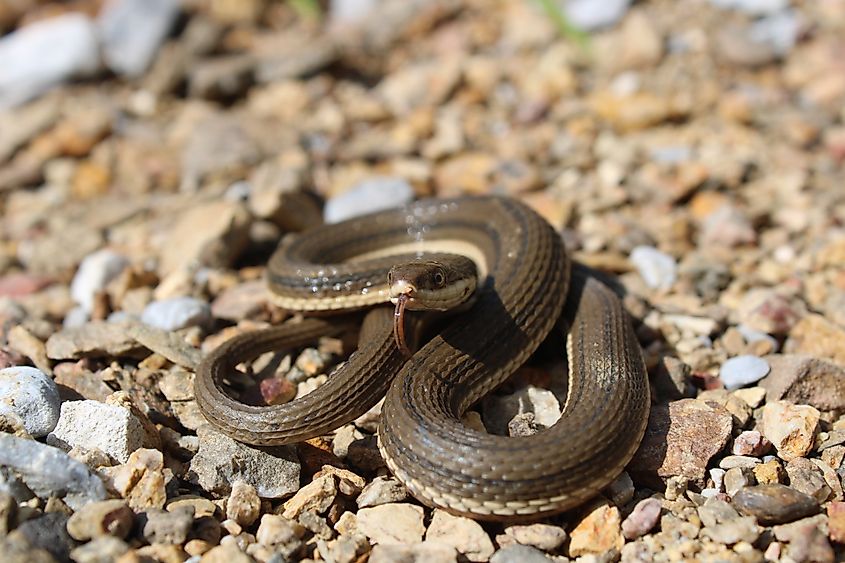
(387, 255), (478, 312)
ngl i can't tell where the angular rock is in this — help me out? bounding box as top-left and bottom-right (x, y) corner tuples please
(761, 400), (820, 461)
(426, 509), (495, 562)
(732, 484), (820, 525)
(98, 0), (180, 77)
(66, 499), (134, 540)
(102, 448), (167, 510)
(785, 315), (845, 367)
(46, 321), (145, 360)
(356, 503), (425, 545)
(568, 500), (624, 557)
(226, 480), (261, 527)
(760, 354), (845, 411)
(282, 474), (336, 520)
(141, 505), (194, 545)
(141, 297), (211, 331)
(490, 544), (553, 563)
(16, 511), (76, 562)
(630, 246), (677, 290)
(47, 400), (144, 464)
(369, 542), (458, 563)
(190, 425), (299, 498)
(70, 250), (129, 313)
(498, 523), (567, 551)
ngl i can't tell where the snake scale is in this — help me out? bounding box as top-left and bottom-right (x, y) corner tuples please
(195, 195), (650, 520)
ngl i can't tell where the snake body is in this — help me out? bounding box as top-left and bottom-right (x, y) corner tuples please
(195, 196), (650, 520)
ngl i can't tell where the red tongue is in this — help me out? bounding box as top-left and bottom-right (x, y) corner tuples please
(393, 294), (412, 357)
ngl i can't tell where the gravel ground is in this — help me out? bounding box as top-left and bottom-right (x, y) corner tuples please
(1, 0), (845, 561)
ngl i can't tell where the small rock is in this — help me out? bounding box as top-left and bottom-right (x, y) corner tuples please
(282, 474), (336, 520)
(630, 246), (677, 290)
(737, 290), (802, 335)
(0, 366), (60, 437)
(46, 321), (144, 360)
(786, 458), (832, 503)
(356, 476), (408, 508)
(141, 297), (211, 331)
(6, 325), (51, 376)
(188, 55), (255, 100)
(47, 400), (143, 464)
(499, 523), (567, 551)
(190, 425), (300, 498)
(622, 498), (662, 540)
(70, 250), (129, 313)
(69, 536), (130, 563)
(491, 544), (553, 563)
(99, 448), (167, 510)
(785, 315), (845, 367)
(124, 322), (202, 370)
(733, 386), (766, 408)
(324, 176), (415, 224)
(652, 356), (692, 401)
(733, 484), (820, 525)
(772, 515), (834, 562)
(760, 354), (845, 411)
(370, 542), (458, 563)
(481, 385), (561, 436)
(201, 542), (256, 563)
(700, 205), (756, 247)
(227, 480), (261, 527)
(66, 499), (134, 540)
(141, 505), (194, 545)
(426, 509), (495, 562)
(211, 280), (270, 321)
(0, 14), (101, 109)
(701, 515), (759, 545)
(256, 514), (305, 548)
(753, 459), (786, 484)
(719, 455), (762, 470)
(732, 430), (770, 456)
(629, 399), (733, 487)
(603, 471), (635, 506)
(97, 0), (180, 77)
(564, 0), (631, 31)
(761, 400), (820, 461)
(356, 503), (425, 544)
(568, 500), (624, 557)
(16, 511), (76, 561)
(0, 434), (106, 509)
(724, 467), (754, 496)
(827, 502), (845, 543)
(719, 355), (770, 390)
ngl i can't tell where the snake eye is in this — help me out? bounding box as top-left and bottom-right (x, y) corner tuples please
(433, 270), (445, 287)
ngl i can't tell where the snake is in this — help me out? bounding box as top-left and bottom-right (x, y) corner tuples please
(195, 195), (650, 520)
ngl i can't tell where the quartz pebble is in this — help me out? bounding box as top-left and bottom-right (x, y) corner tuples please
(719, 355), (770, 390)
(564, 0), (632, 31)
(324, 176), (415, 224)
(97, 0), (181, 77)
(47, 399), (144, 463)
(622, 498), (662, 539)
(0, 366), (60, 437)
(226, 480), (261, 527)
(141, 297), (211, 331)
(425, 509), (495, 562)
(70, 249), (129, 313)
(630, 246), (677, 290)
(356, 503), (425, 545)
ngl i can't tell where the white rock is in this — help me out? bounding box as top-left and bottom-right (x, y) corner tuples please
(426, 509), (495, 562)
(330, 0), (379, 25)
(141, 297), (211, 331)
(482, 385), (561, 436)
(324, 176), (414, 224)
(64, 305), (91, 328)
(630, 246), (677, 290)
(47, 400), (144, 463)
(709, 0), (790, 16)
(761, 400), (819, 462)
(71, 250), (130, 312)
(356, 503), (425, 544)
(97, 0), (181, 77)
(564, 0), (632, 31)
(720, 355), (771, 390)
(748, 9), (799, 55)
(0, 366), (61, 437)
(0, 14), (101, 109)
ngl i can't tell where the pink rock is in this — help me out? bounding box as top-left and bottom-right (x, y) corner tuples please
(622, 498), (662, 540)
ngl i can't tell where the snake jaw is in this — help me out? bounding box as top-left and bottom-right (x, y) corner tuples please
(393, 293), (413, 358)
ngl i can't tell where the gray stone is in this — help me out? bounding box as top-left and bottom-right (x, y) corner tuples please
(357, 476), (408, 508)
(190, 425), (300, 498)
(69, 536), (130, 563)
(0, 14), (101, 109)
(563, 0), (631, 31)
(141, 505), (195, 545)
(732, 484), (820, 525)
(0, 434), (107, 510)
(369, 542), (458, 563)
(719, 355), (770, 390)
(97, 0), (181, 77)
(16, 512), (76, 561)
(490, 544), (554, 563)
(630, 246), (677, 291)
(0, 366), (60, 437)
(760, 354), (845, 411)
(46, 321), (145, 360)
(47, 400), (144, 464)
(324, 176), (415, 224)
(709, 0), (789, 15)
(141, 297), (211, 331)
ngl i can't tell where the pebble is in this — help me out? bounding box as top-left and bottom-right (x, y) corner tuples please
(732, 430), (770, 456)
(66, 499), (134, 540)
(255, 514), (305, 549)
(141, 505), (195, 545)
(226, 480), (261, 527)
(498, 523), (567, 551)
(733, 386), (767, 408)
(47, 399), (144, 464)
(701, 515), (759, 544)
(785, 314), (845, 367)
(210, 280), (270, 321)
(568, 500), (624, 557)
(0, 434), (107, 509)
(369, 542), (458, 563)
(719, 455), (762, 470)
(190, 425), (300, 498)
(772, 515), (834, 562)
(724, 467), (754, 496)
(719, 355), (770, 390)
(603, 471), (635, 506)
(6, 325), (51, 376)
(102, 448), (167, 510)
(481, 385), (561, 435)
(622, 498), (662, 540)
(356, 476), (408, 508)
(564, 0), (632, 31)
(425, 509), (495, 562)
(732, 484), (820, 525)
(69, 536), (130, 562)
(710, 0), (788, 15)
(70, 249), (129, 313)
(760, 354), (845, 411)
(630, 246), (677, 290)
(324, 176), (415, 224)
(45, 321), (144, 360)
(761, 400), (820, 461)
(15, 511), (76, 562)
(754, 458), (786, 484)
(141, 297), (211, 331)
(629, 399), (733, 487)
(98, 0), (181, 77)
(0, 366), (60, 437)
(281, 474), (336, 520)
(785, 458), (832, 503)
(356, 503), (425, 544)
(827, 502), (845, 543)
(0, 14), (101, 109)
(490, 544), (554, 563)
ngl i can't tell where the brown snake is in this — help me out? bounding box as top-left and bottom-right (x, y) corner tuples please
(195, 195), (650, 520)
